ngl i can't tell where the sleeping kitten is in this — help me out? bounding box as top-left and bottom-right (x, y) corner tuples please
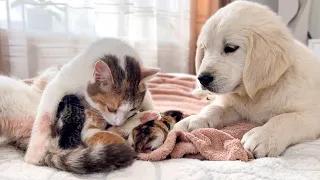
(129, 110), (184, 153)
(25, 38), (159, 173)
(54, 94), (86, 149)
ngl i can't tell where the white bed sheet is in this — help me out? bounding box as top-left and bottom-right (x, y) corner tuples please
(1, 73), (319, 180)
(0, 138), (319, 180)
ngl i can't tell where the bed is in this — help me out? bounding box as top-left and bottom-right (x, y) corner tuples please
(0, 138), (319, 180)
(0, 73), (319, 180)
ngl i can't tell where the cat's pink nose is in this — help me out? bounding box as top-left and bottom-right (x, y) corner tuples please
(108, 118), (124, 126)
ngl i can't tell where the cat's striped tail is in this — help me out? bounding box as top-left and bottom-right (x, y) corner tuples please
(44, 142), (137, 174)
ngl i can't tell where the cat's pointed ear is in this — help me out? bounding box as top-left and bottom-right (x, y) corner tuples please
(139, 67), (159, 91)
(140, 67), (159, 83)
(93, 60), (114, 84)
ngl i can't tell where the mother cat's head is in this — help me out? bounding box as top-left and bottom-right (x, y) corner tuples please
(84, 54), (158, 126)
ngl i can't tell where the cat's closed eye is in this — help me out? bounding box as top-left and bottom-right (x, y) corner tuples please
(130, 108), (137, 112)
(107, 107), (117, 113)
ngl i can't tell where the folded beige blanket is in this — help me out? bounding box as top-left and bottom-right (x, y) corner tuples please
(146, 74), (260, 162)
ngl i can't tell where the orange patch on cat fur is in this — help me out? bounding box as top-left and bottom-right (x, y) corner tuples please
(0, 116), (34, 138)
(154, 121), (169, 132)
(85, 109), (105, 128)
(23, 78), (47, 91)
(39, 112), (51, 134)
(87, 125), (98, 129)
(90, 93), (123, 112)
(36, 80), (48, 91)
(86, 131), (126, 146)
(107, 126), (126, 138)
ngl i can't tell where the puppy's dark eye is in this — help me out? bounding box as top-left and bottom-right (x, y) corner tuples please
(224, 45), (239, 54)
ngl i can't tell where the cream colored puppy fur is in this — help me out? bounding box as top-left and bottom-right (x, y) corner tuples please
(174, 1), (320, 158)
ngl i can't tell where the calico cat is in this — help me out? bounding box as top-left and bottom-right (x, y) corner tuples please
(25, 38), (159, 173)
(0, 66), (59, 150)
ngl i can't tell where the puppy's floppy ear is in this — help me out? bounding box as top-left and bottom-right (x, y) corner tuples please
(243, 32), (293, 98)
(195, 43), (205, 74)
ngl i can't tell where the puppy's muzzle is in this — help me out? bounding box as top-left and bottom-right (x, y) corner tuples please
(198, 73), (214, 87)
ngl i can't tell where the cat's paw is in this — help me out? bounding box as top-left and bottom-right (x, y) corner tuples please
(241, 126), (287, 158)
(139, 111), (161, 124)
(24, 145), (46, 165)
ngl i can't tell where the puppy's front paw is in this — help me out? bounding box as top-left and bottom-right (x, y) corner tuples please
(241, 126), (287, 158)
(173, 117), (191, 132)
(173, 115), (210, 132)
(188, 115), (210, 131)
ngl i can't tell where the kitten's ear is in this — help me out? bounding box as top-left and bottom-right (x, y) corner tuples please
(93, 60), (114, 84)
(140, 67), (159, 83)
(139, 67), (159, 91)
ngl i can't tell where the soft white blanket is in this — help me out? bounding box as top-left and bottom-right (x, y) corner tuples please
(0, 138), (319, 180)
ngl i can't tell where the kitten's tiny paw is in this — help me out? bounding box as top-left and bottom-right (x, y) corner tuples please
(241, 126), (286, 158)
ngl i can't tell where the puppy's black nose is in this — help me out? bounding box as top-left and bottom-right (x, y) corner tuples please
(198, 73), (213, 87)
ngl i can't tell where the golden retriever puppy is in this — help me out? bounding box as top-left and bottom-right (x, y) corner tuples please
(174, 1), (320, 158)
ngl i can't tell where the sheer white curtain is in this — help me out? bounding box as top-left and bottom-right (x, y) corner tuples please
(0, 0), (190, 78)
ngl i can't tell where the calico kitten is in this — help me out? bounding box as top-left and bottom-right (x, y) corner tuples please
(26, 38), (159, 173)
(129, 110), (184, 153)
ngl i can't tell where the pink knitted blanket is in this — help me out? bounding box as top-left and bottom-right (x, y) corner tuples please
(138, 122), (259, 161)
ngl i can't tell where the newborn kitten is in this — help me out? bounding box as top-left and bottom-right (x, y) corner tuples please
(129, 110), (184, 153)
(54, 94), (86, 149)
